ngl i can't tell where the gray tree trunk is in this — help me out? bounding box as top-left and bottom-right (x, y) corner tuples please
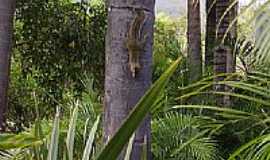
(229, 0), (238, 73)
(214, 46), (230, 106)
(187, 0), (202, 83)
(215, 0), (230, 106)
(205, 0), (216, 72)
(216, 0), (238, 49)
(215, 0), (238, 106)
(0, 0), (16, 132)
(216, 0), (230, 44)
(104, 0), (155, 159)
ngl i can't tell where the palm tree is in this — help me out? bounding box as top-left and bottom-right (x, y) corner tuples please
(230, 0), (238, 73)
(205, 0), (216, 73)
(187, 0), (202, 83)
(152, 112), (220, 160)
(104, 0), (155, 159)
(214, 0), (238, 106)
(0, 0), (16, 132)
(215, 0), (238, 70)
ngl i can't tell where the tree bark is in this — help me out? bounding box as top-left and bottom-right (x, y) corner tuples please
(0, 0), (16, 132)
(214, 0), (238, 106)
(229, 0), (238, 73)
(205, 0), (216, 72)
(214, 45), (230, 105)
(187, 0), (202, 83)
(216, 0), (238, 46)
(216, 0), (231, 44)
(104, 0), (155, 159)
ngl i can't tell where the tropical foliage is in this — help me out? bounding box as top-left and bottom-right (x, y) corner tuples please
(1, 0), (270, 160)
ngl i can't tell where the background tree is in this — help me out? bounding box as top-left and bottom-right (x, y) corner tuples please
(205, 0), (216, 73)
(187, 0), (202, 83)
(230, 0), (238, 72)
(214, 0), (238, 106)
(9, 0), (106, 126)
(104, 0), (155, 159)
(215, 0), (238, 71)
(0, 0), (16, 131)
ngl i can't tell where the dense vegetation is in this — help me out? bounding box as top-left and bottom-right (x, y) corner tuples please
(0, 0), (270, 160)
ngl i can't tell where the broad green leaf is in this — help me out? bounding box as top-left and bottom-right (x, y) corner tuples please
(83, 118), (90, 143)
(124, 134), (135, 160)
(66, 103), (79, 160)
(47, 108), (60, 160)
(82, 115), (100, 160)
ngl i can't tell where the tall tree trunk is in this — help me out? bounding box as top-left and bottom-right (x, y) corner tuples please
(216, 0), (230, 45)
(215, 0), (230, 106)
(187, 0), (202, 83)
(0, 0), (16, 132)
(215, 0), (238, 59)
(224, 0), (238, 107)
(205, 0), (216, 73)
(229, 0), (238, 73)
(104, 0), (155, 159)
(214, 0), (238, 106)
(213, 45), (230, 106)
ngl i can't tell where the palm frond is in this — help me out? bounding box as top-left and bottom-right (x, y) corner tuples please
(152, 112), (220, 160)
